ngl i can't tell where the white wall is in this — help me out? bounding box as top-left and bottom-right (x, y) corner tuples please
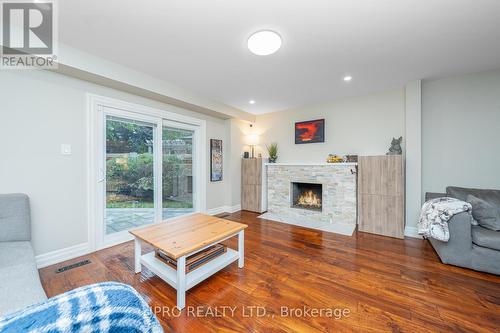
(0, 70), (231, 256)
(422, 69), (500, 196)
(253, 88), (406, 162)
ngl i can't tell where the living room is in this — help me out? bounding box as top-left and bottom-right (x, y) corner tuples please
(1, 1), (499, 332)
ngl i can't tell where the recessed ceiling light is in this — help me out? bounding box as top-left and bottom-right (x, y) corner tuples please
(344, 75), (352, 82)
(248, 30), (282, 56)
(249, 100), (256, 104)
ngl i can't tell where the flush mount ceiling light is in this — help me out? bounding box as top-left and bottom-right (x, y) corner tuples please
(247, 30), (282, 56)
(343, 75), (353, 82)
(249, 100), (256, 104)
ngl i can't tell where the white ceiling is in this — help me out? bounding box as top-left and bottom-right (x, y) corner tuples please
(59, 0), (500, 115)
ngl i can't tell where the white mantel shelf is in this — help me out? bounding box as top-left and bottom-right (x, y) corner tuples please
(265, 162), (357, 166)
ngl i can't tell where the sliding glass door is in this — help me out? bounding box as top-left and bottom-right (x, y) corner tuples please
(162, 125), (195, 219)
(93, 101), (204, 248)
(105, 115), (157, 234)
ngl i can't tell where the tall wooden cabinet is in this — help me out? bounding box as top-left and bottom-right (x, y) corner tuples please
(357, 155), (405, 239)
(241, 158), (267, 213)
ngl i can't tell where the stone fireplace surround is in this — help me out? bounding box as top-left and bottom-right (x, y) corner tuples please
(262, 163), (357, 235)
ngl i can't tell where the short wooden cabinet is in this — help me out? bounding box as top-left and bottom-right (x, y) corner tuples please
(241, 158), (267, 213)
(357, 155), (405, 239)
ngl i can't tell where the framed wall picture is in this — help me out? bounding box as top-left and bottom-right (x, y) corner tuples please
(295, 119), (325, 144)
(210, 139), (223, 182)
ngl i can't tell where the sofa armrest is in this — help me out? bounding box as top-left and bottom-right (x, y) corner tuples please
(429, 211), (473, 266)
(0, 194), (31, 242)
(447, 211), (473, 246)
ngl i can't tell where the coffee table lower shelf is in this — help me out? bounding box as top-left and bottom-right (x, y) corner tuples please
(140, 249), (239, 291)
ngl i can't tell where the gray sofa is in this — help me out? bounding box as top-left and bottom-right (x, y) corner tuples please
(0, 194), (47, 316)
(426, 186), (500, 275)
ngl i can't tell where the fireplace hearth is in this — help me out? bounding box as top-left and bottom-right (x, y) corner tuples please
(291, 182), (322, 211)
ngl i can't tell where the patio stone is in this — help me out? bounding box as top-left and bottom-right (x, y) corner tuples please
(106, 208), (195, 233)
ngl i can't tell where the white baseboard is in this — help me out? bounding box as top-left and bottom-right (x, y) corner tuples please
(404, 226), (422, 239)
(206, 206), (226, 215)
(206, 204), (241, 216)
(227, 204), (241, 213)
(35, 242), (91, 269)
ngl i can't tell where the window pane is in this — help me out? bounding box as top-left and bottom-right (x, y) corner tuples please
(105, 116), (155, 234)
(162, 126), (194, 219)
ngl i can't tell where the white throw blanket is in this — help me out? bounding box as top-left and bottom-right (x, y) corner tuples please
(418, 197), (473, 242)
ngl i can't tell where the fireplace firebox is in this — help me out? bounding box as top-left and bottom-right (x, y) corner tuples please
(291, 182), (322, 211)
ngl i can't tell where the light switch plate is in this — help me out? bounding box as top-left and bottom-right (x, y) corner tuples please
(61, 144), (72, 155)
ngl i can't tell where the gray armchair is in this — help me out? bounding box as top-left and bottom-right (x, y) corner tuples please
(425, 187), (500, 275)
(0, 194), (47, 316)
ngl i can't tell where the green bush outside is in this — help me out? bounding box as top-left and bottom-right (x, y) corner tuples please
(106, 153), (192, 208)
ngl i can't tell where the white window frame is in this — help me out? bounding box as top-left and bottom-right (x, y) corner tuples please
(87, 94), (207, 250)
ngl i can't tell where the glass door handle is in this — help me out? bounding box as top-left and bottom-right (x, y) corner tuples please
(97, 168), (105, 183)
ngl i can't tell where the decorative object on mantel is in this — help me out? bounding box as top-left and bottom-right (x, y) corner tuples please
(243, 151), (250, 158)
(345, 155), (358, 163)
(326, 154), (344, 163)
(266, 143), (278, 163)
(386, 136), (403, 155)
(295, 119), (325, 144)
(210, 139), (223, 182)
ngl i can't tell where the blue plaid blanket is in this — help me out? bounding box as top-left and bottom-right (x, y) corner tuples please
(0, 282), (163, 333)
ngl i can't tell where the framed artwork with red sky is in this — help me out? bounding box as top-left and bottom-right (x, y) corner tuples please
(294, 119), (325, 144)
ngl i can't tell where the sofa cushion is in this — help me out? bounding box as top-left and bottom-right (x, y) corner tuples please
(472, 226), (500, 251)
(467, 195), (500, 231)
(447, 186), (500, 206)
(0, 241), (37, 267)
(0, 242), (47, 316)
(0, 193), (31, 242)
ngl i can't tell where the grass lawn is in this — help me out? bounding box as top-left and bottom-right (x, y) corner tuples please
(106, 199), (193, 209)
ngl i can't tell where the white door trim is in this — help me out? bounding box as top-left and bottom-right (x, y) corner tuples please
(87, 94), (207, 251)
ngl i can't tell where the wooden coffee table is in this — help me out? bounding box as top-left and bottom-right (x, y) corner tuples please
(130, 213), (247, 309)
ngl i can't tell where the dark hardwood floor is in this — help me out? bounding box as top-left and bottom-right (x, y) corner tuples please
(39, 211), (500, 333)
